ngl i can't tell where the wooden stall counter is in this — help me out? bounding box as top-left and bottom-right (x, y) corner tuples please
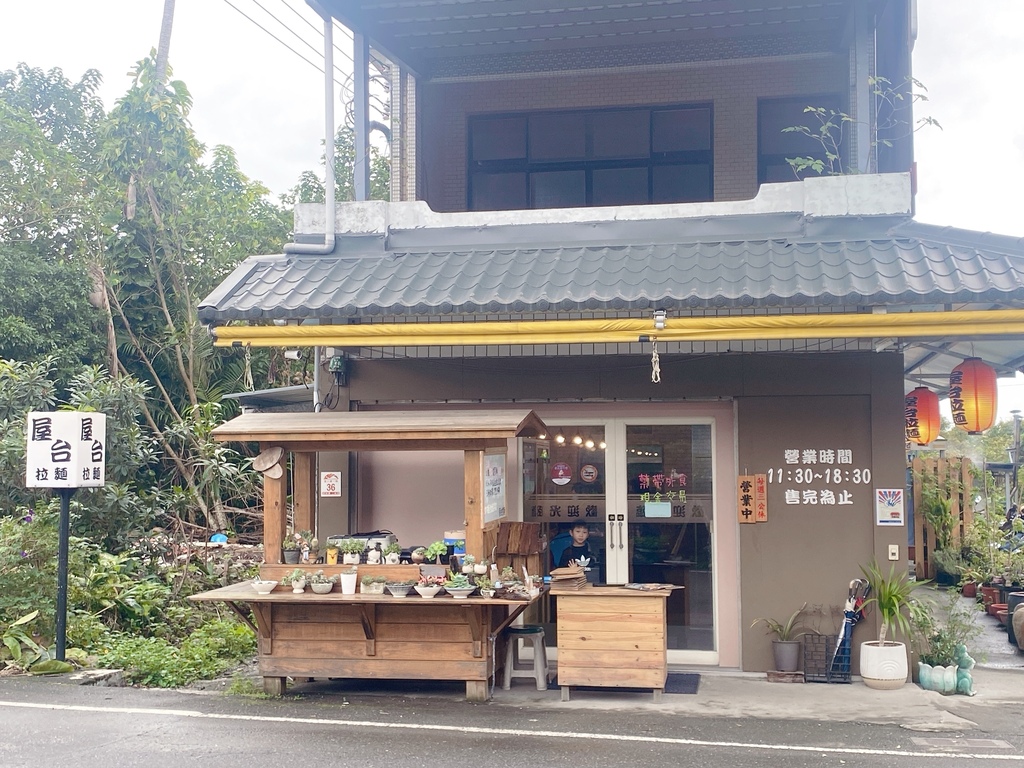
(191, 582), (543, 701)
(554, 585), (673, 701)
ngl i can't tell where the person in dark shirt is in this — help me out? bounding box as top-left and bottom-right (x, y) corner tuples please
(557, 522), (595, 568)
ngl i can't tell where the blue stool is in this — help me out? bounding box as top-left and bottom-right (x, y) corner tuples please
(502, 625), (549, 691)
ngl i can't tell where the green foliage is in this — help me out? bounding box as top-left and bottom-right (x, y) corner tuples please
(423, 541), (448, 561)
(861, 561), (925, 646)
(0, 507), (59, 633)
(784, 76), (940, 177)
(285, 126), (391, 205)
(909, 591), (980, 667)
(97, 618), (255, 687)
(750, 603), (808, 641)
(226, 673), (267, 697)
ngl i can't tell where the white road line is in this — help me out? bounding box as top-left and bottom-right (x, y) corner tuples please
(0, 700), (1020, 761)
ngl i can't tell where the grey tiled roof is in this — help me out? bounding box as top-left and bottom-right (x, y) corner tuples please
(198, 220), (1024, 324)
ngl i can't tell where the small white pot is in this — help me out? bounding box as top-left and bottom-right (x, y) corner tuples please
(860, 641), (909, 690)
(384, 552), (401, 565)
(474, 564), (488, 575)
(343, 553), (361, 565)
(339, 571), (358, 595)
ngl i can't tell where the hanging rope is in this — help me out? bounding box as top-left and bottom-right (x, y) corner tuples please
(243, 343), (255, 391)
(650, 337), (661, 383)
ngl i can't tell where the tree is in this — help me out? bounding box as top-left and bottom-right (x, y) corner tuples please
(285, 126), (391, 204)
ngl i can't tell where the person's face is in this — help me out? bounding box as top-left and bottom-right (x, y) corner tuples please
(570, 526), (589, 545)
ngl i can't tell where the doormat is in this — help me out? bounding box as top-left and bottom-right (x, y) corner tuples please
(548, 673), (700, 695)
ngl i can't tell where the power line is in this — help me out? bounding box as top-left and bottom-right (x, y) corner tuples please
(273, 0), (355, 64)
(251, 0), (324, 61)
(220, 0), (324, 75)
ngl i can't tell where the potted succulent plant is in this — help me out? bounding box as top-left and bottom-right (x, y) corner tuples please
(443, 571), (477, 599)
(339, 566), (359, 595)
(281, 534), (302, 564)
(415, 573), (446, 598)
(383, 541), (402, 565)
(859, 561), (924, 689)
(308, 569), (338, 594)
(361, 574), (387, 594)
(281, 568), (308, 593)
(385, 579), (417, 597)
(325, 543), (340, 565)
(423, 540), (449, 565)
(750, 603), (807, 673)
(474, 576), (495, 598)
(339, 538), (365, 565)
(461, 554), (477, 574)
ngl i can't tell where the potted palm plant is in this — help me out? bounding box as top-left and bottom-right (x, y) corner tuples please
(859, 561), (924, 689)
(750, 603), (807, 673)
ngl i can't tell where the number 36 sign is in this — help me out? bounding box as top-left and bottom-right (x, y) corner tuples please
(25, 412), (106, 489)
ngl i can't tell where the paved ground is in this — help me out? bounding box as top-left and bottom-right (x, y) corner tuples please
(178, 588), (1024, 735)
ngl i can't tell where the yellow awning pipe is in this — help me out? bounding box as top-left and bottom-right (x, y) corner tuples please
(211, 308), (1024, 348)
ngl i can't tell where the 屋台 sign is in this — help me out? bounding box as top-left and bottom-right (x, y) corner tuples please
(25, 412), (106, 488)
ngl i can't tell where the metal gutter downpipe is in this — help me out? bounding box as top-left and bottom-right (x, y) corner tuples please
(284, 7), (335, 256)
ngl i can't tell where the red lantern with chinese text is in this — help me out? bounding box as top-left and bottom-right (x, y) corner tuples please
(905, 387), (940, 445)
(949, 358), (997, 434)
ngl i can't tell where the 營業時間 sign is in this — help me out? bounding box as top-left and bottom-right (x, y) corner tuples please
(25, 412), (106, 488)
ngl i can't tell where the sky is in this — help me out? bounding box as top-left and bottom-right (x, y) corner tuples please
(2, 0), (1023, 417)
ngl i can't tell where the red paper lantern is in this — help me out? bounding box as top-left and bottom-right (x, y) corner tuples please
(949, 358), (998, 434)
(905, 387), (940, 445)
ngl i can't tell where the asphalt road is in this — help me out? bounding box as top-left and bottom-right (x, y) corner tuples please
(0, 675), (1022, 768)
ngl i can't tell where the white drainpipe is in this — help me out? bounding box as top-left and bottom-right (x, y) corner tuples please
(285, 8), (335, 256)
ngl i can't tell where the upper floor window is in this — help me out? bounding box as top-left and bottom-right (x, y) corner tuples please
(469, 105), (713, 211)
(758, 95), (844, 184)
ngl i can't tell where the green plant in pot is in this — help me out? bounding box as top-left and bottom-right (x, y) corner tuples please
(339, 538), (365, 564)
(859, 561), (926, 690)
(423, 540), (449, 564)
(382, 541), (402, 564)
(750, 603), (807, 673)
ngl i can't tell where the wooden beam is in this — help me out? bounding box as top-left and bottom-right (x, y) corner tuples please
(292, 452), (316, 535)
(465, 450), (483, 560)
(264, 454), (287, 564)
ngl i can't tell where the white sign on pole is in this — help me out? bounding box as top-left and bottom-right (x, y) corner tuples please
(320, 470), (342, 497)
(25, 412), (107, 488)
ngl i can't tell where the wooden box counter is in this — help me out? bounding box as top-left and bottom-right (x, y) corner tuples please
(191, 582), (541, 701)
(554, 586), (671, 701)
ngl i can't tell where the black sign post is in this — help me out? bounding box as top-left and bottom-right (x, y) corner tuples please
(55, 487), (76, 662)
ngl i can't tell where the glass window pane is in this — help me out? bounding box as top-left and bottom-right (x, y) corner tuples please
(652, 164), (711, 203)
(471, 116), (527, 161)
(529, 113), (586, 161)
(470, 172), (527, 211)
(759, 97), (840, 155)
(530, 170), (586, 209)
(653, 108), (711, 152)
(591, 110), (650, 159)
(592, 167), (649, 207)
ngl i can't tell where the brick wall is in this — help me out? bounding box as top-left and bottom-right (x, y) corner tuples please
(415, 55), (847, 210)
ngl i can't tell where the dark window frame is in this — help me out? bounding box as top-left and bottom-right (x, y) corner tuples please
(757, 94), (845, 185)
(468, 104), (714, 211)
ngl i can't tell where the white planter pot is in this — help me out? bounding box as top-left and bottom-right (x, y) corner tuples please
(366, 550), (381, 564)
(474, 564), (488, 575)
(384, 552), (401, 564)
(860, 641), (909, 689)
(340, 571), (358, 595)
(343, 553), (361, 565)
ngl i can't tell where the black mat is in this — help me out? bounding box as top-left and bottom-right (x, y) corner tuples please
(548, 672), (700, 695)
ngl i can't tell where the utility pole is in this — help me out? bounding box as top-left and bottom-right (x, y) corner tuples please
(155, 0), (176, 83)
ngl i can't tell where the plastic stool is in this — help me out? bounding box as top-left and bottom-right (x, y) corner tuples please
(502, 625), (549, 691)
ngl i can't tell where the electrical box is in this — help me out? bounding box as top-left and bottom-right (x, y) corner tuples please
(888, 544), (900, 561)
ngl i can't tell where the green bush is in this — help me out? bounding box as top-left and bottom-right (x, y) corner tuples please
(0, 506), (59, 635)
(97, 618), (255, 688)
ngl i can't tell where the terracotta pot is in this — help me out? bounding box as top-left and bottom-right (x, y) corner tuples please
(961, 582), (977, 599)
(988, 602), (1007, 617)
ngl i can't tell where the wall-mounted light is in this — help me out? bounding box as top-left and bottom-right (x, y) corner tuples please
(572, 435), (583, 445)
(555, 434), (565, 444)
(584, 439), (595, 449)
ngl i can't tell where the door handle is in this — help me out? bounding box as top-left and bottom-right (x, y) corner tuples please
(617, 516), (625, 549)
(608, 518), (617, 550)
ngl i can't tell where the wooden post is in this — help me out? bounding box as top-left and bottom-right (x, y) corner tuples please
(465, 450), (484, 559)
(265, 455), (288, 564)
(293, 452), (316, 535)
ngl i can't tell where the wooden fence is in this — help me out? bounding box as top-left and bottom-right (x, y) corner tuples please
(910, 456), (974, 580)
